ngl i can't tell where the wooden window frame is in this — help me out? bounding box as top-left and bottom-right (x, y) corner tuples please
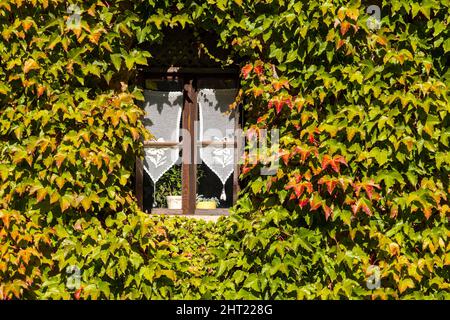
(135, 67), (241, 215)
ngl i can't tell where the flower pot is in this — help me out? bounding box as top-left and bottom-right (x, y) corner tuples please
(196, 201), (217, 209)
(166, 195), (182, 209)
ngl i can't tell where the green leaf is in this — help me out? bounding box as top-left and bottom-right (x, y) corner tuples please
(110, 54), (122, 71)
(243, 274), (260, 292)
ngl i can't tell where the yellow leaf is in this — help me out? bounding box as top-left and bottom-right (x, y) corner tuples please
(376, 35), (387, 46)
(130, 128), (140, 141)
(346, 8), (359, 21)
(155, 270), (177, 281)
(337, 7), (346, 21)
(55, 176), (66, 189)
(23, 59), (40, 74)
(50, 191), (60, 204)
(81, 196), (91, 211)
(398, 278), (415, 294)
(36, 188), (48, 203)
(60, 196), (71, 213)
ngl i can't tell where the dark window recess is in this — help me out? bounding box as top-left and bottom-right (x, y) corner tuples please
(134, 27), (242, 215)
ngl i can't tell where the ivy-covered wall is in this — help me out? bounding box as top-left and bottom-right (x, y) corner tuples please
(0, 0), (449, 299)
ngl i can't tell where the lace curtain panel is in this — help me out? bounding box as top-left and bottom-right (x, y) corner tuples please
(143, 90), (183, 185)
(198, 88), (238, 200)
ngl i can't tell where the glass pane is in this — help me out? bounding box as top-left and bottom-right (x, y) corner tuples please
(197, 163), (233, 209)
(145, 163), (182, 210)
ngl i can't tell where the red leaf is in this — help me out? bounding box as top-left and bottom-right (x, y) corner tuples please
(241, 166), (251, 175)
(74, 287), (82, 300)
(308, 133), (316, 144)
(364, 185), (374, 200)
(283, 98), (293, 109)
(295, 147), (310, 163)
(299, 199), (309, 208)
(326, 180), (337, 195)
(274, 100), (283, 114)
(254, 65), (263, 76)
(330, 160), (340, 173)
(334, 155), (347, 166)
(336, 39), (345, 50)
(351, 202), (360, 215)
(321, 155), (331, 170)
(323, 205), (332, 220)
(294, 185), (304, 197)
(361, 202), (372, 216)
(242, 64), (253, 79)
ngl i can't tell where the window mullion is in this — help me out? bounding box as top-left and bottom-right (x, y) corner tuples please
(182, 78), (197, 214)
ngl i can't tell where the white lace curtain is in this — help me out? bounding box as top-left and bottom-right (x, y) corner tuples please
(143, 88), (238, 204)
(198, 88), (238, 200)
(143, 90), (183, 186)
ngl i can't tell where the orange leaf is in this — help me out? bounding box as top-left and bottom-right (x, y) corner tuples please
(389, 243), (400, 256)
(336, 39), (345, 50)
(340, 21), (351, 36)
(323, 205), (332, 220)
(37, 85), (46, 98)
(423, 207), (432, 220)
(22, 20), (33, 32)
(54, 153), (66, 169)
(390, 205), (398, 218)
(241, 64), (252, 79)
(252, 87), (264, 97)
(376, 36), (387, 46)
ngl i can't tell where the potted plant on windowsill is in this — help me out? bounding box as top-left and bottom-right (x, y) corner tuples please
(153, 165), (204, 209)
(163, 166), (182, 209)
(196, 195), (219, 209)
(166, 194), (182, 209)
(152, 165), (183, 209)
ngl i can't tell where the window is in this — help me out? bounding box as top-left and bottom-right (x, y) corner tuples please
(135, 67), (242, 215)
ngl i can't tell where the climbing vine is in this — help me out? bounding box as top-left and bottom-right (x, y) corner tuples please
(0, 0), (449, 299)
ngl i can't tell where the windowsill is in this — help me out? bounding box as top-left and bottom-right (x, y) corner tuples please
(150, 208), (229, 216)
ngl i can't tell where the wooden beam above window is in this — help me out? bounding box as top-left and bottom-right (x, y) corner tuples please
(139, 66), (239, 76)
